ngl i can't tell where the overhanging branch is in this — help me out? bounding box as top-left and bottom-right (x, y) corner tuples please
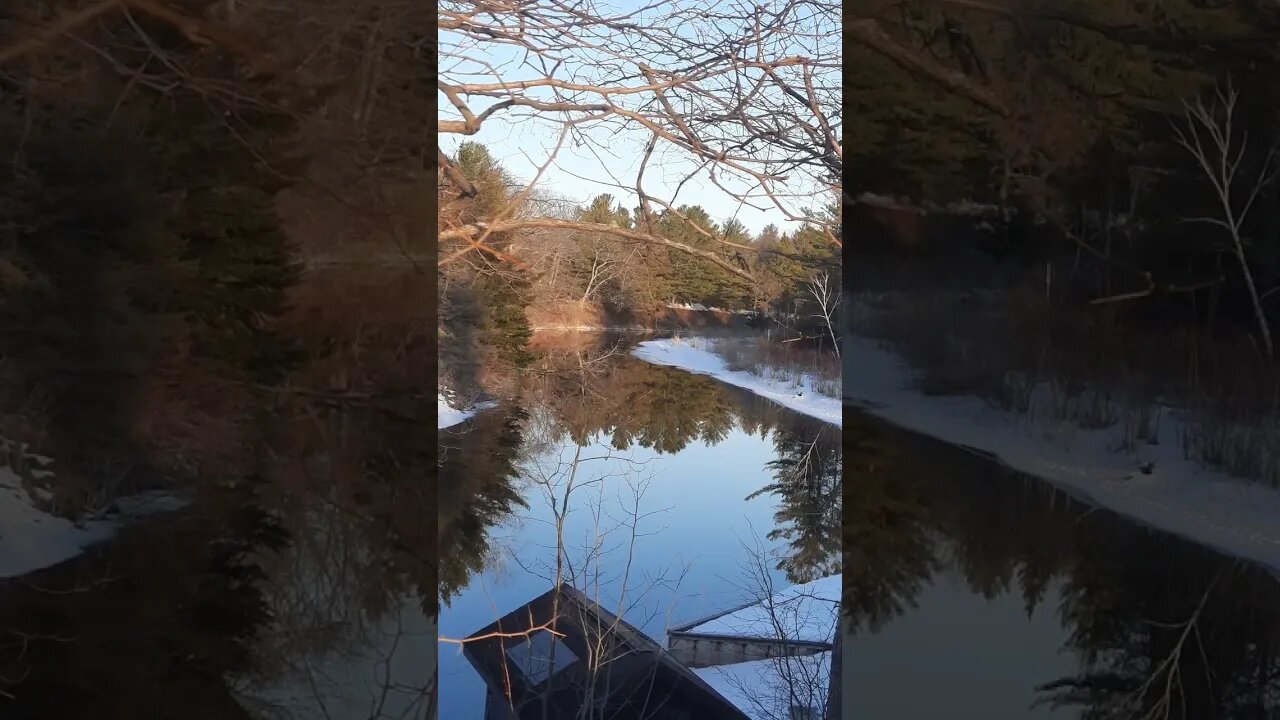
(439, 219), (756, 283)
(847, 18), (1008, 117)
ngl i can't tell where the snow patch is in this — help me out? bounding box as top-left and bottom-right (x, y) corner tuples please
(847, 334), (1280, 577)
(437, 388), (497, 430)
(0, 466), (115, 579)
(0, 466), (187, 579)
(682, 574), (840, 644)
(693, 651), (832, 720)
(631, 339), (841, 427)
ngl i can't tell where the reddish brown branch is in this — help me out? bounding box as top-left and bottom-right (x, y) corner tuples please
(439, 219), (755, 282)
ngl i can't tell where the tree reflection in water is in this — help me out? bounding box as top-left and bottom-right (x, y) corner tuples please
(439, 334), (845, 602)
(437, 333), (846, 717)
(843, 409), (1280, 718)
(0, 266), (440, 719)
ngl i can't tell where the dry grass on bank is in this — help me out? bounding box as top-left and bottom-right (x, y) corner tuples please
(854, 289), (1280, 488)
(524, 302), (609, 331)
(700, 335), (842, 399)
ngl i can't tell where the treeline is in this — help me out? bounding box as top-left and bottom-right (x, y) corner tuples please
(437, 142), (840, 396)
(0, 2), (431, 508)
(849, 0), (1280, 335)
(846, 1), (1280, 488)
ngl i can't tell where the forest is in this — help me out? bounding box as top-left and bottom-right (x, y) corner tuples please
(0, 1), (436, 714)
(436, 0), (842, 407)
(847, 0), (1280, 488)
(438, 140), (841, 400)
(0, 0), (432, 517)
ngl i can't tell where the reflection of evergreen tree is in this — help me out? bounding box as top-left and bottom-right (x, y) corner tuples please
(1034, 535), (1280, 720)
(360, 395), (438, 618)
(529, 354), (737, 454)
(437, 408), (530, 605)
(607, 363), (736, 452)
(842, 413), (937, 633)
(190, 478), (293, 674)
(0, 488), (289, 717)
(872, 415), (1280, 720)
(748, 420), (842, 584)
(845, 409), (1280, 717)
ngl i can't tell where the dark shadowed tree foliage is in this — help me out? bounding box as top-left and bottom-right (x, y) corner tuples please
(0, 0), (437, 714)
(847, 0), (1280, 311)
(842, 411), (1280, 718)
(749, 422), (842, 584)
(437, 408), (530, 606)
(842, 412), (937, 633)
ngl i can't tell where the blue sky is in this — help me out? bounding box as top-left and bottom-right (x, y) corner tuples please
(439, 118), (798, 237)
(438, 0), (834, 237)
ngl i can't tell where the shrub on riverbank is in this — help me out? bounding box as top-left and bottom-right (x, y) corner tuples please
(685, 335), (842, 400)
(855, 290), (1280, 488)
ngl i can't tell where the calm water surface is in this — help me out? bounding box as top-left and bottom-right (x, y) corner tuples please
(844, 408), (1280, 719)
(438, 334), (842, 719)
(0, 381), (435, 719)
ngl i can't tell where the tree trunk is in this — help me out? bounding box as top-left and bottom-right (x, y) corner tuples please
(825, 619), (842, 720)
(1235, 246), (1274, 359)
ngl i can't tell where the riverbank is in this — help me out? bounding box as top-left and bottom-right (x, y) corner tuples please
(846, 334), (1280, 577)
(0, 464), (187, 579)
(632, 338), (841, 427)
(437, 389), (496, 430)
(528, 303), (762, 333)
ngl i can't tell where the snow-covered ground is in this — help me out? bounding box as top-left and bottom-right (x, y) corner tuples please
(631, 339), (841, 427)
(678, 574), (839, 719)
(847, 334), (1280, 577)
(694, 651), (832, 720)
(0, 466), (115, 578)
(0, 462), (187, 579)
(437, 389), (497, 430)
(681, 573), (840, 644)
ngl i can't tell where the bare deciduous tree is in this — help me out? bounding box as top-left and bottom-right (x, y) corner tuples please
(439, 436), (689, 718)
(701, 536), (837, 720)
(437, 0), (841, 282)
(1173, 78), (1278, 360)
(804, 271), (841, 359)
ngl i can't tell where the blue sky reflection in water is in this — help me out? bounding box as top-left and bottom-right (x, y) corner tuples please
(438, 368), (837, 719)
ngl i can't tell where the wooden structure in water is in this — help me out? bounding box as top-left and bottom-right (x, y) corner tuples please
(665, 575), (840, 669)
(462, 584), (750, 720)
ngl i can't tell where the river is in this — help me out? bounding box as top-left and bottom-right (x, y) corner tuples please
(3, 328), (1275, 719)
(844, 408), (1280, 719)
(0, 355), (436, 719)
(438, 332), (842, 719)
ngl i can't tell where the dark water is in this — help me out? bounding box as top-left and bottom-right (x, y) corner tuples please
(7, 327), (1274, 720)
(843, 408), (1280, 719)
(0, 392), (435, 719)
(438, 333), (841, 719)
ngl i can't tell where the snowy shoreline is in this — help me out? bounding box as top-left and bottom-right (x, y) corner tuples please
(631, 339), (841, 427)
(437, 390), (497, 430)
(1, 464), (187, 579)
(846, 334), (1280, 578)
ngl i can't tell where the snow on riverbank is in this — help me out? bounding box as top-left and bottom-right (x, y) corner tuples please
(0, 466), (114, 578)
(847, 334), (1280, 577)
(1, 464), (187, 579)
(694, 651), (832, 720)
(631, 339), (841, 427)
(681, 573), (840, 644)
(437, 389), (497, 430)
